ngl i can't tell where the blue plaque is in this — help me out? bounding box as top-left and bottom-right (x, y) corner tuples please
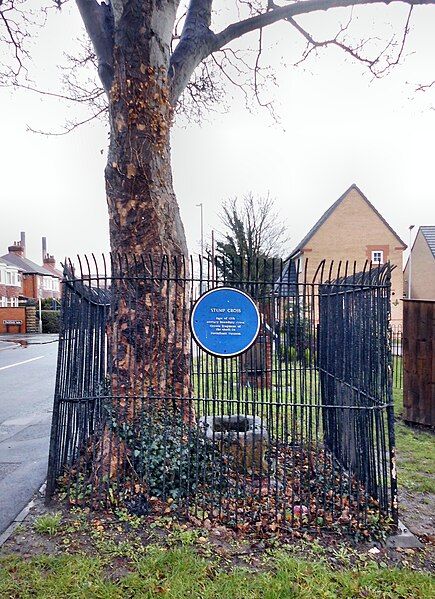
(190, 287), (260, 357)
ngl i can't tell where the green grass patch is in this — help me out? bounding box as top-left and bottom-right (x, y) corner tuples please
(394, 389), (435, 494)
(33, 513), (62, 536)
(395, 422), (435, 494)
(392, 355), (403, 390)
(393, 388), (403, 417)
(1, 548), (434, 598)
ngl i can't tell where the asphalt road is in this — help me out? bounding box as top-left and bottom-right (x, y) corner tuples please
(0, 337), (58, 534)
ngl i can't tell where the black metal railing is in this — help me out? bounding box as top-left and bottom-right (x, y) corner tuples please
(46, 255), (398, 534)
(391, 324), (403, 390)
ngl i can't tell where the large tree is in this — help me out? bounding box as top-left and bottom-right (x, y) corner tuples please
(70, 0), (432, 259)
(3, 0), (434, 483)
(215, 193), (287, 285)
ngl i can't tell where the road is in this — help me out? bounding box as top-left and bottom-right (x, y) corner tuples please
(0, 337), (58, 534)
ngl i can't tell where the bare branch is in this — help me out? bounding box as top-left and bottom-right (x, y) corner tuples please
(175, 57), (228, 123)
(11, 81), (105, 103)
(253, 27), (276, 118)
(169, 0), (216, 104)
(0, 0), (51, 83)
(75, 0), (114, 93)
(416, 80), (435, 92)
(288, 5), (412, 76)
(214, 0), (433, 51)
(26, 106), (108, 136)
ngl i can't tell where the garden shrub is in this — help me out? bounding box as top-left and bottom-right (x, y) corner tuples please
(131, 421), (226, 499)
(41, 310), (60, 333)
(103, 402), (228, 501)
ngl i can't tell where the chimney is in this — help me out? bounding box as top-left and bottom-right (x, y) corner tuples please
(8, 232), (25, 257)
(42, 237), (56, 268)
(43, 254), (56, 268)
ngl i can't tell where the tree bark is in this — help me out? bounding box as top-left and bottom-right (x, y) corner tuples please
(97, 0), (194, 480)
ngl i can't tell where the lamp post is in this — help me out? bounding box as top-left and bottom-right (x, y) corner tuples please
(408, 225), (415, 299)
(38, 296), (42, 334)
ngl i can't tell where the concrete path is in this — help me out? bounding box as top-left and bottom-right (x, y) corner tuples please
(0, 339), (58, 534)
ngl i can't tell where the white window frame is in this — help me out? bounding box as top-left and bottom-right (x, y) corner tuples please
(371, 250), (384, 265)
(4, 268), (19, 286)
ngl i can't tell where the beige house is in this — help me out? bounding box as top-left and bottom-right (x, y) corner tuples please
(288, 184), (407, 324)
(403, 226), (435, 300)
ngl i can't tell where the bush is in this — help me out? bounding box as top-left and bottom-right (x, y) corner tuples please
(41, 310), (60, 334)
(131, 420), (226, 499)
(40, 298), (54, 310)
(280, 345), (297, 362)
(280, 314), (313, 363)
(104, 409), (228, 501)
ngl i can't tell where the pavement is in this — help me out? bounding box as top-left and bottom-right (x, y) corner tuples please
(0, 335), (58, 534)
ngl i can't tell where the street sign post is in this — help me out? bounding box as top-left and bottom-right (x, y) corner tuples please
(190, 287), (260, 357)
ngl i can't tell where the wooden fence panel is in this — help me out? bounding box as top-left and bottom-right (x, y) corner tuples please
(403, 299), (435, 427)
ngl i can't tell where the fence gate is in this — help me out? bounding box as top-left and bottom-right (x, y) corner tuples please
(46, 256), (398, 534)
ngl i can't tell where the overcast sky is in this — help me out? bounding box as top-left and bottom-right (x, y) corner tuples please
(0, 2), (434, 267)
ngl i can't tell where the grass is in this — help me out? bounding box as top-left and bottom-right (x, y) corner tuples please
(393, 388), (435, 494)
(33, 513), (62, 536)
(1, 547), (434, 598)
(1, 378), (433, 598)
(392, 355), (403, 391)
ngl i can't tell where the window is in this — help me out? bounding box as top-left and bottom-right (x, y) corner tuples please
(0, 297), (7, 307)
(42, 276), (60, 292)
(371, 250), (384, 264)
(5, 270), (19, 286)
(7, 297), (18, 307)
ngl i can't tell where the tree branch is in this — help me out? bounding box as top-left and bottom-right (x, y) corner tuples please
(169, 0), (215, 104)
(214, 0), (433, 51)
(75, 0), (114, 93)
(288, 4), (412, 76)
(27, 106), (108, 136)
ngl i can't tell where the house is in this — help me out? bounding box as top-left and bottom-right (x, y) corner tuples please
(0, 258), (26, 333)
(279, 184), (406, 324)
(1, 232), (62, 300)
(403, 226), (435, 300)
(0, 259), (21, 307)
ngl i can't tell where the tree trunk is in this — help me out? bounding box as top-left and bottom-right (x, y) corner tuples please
(96, 1), (194, 480)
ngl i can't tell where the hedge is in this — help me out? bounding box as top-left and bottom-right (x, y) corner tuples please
(40, 310), (60, 334)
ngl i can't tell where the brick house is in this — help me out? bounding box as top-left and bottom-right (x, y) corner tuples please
(280, 185), (406, 324)
(403, 226), (435, 300)
(0, 259), (25, 333)
(1, 233), (61, 301)
(0, 259), (21, 307)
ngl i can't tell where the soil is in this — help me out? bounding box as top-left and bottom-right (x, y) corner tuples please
(399, 489), (435, 542)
